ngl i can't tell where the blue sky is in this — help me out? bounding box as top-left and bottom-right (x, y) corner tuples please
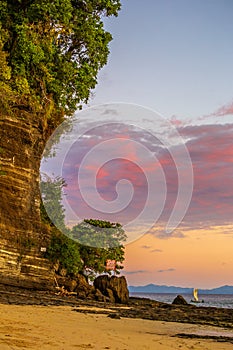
(91, 0), (233, 123)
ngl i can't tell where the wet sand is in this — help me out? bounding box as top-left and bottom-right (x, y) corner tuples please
(0, 304), (233, 350)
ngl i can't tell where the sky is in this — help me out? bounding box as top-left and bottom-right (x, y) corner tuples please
(41, 0), (233, 289)
(91, 0), (233, 123)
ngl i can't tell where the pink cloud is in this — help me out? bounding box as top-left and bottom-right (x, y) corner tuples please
(96, 167), (110, 179)
(170, 115), (185, 126)
(210, 102), (233, 117)
(59, 121), (233, 231)
(177, 124), (233, 226)
(198, 101), (233, 121)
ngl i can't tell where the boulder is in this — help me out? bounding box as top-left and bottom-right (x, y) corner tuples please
(75, 274), (93, 299)
(94, 275), (129, 304)
(172, 295), (188, 305)
(106, 288), (115, 303)
(75, 274), (89, 289)
(94, 288), (106, 302)
(76, 291), (86, 300)
(55, 276), (77, 292)
(93, 274), (109, 293)
(109, 276), (129, 304)
(65, 279), (77, 292)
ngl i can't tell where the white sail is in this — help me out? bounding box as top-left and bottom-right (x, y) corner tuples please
(193, 288), (199, 302)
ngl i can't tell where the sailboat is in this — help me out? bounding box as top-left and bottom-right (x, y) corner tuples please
(191, 288), (204, 303)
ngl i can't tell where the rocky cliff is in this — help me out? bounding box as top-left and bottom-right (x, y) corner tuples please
(0, 112), (54, 289)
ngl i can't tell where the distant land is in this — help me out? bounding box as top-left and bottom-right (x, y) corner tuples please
(128, 284), (233, 295)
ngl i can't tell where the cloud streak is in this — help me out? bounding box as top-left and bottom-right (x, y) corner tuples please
(157, 268), (176, 273)
(124, 270), (148, 275)
(203, 101), (233, 119)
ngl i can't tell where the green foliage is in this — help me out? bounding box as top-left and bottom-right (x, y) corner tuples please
(40, 175), (67, 233)
(0, 25), (16, 114)
(72, 218), (126, 248)
(0, 0), (121, 118)
(40, 176), (83, 274)
(46, 230), (83, 275)
(71, 219), (126, 279)
(40, 177), (126, 278)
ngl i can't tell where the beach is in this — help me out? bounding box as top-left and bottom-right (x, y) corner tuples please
(0, 304), (233, 350)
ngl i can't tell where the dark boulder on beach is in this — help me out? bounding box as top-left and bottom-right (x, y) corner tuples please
(94, 288), (106, 302)
(106, 288), (115, 303)
(109, 276), (129, 304)
(172, 295), (188, 305)
(93, 275), (109, 294)
(53, 273), (129, 303)
(56, 276), (77, 292)
(75, 274), (94, 299)
(94, 275), (129, 304)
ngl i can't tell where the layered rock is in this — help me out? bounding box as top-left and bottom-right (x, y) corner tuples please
(0, 237), (53, 289)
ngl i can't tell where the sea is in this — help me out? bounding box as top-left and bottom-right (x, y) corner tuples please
(130, 292), (233, 309)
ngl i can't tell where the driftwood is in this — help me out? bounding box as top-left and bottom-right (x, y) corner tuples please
(54, 277), (77, 296)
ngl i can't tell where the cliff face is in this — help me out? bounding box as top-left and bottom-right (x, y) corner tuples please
(0, 113), (54, 289)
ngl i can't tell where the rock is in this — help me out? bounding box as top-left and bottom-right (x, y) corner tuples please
(106, 288), (115, 303)
(76, 291), (86, 300)
(94, 288), (106, 302)
(109, 276), (129, 304)
(55, 276), (77, 292)
(75, 274), (89, 289)
(58, 267), (67, 277)
(93, 274), (109, 293)
(75, 274), (95, 299)
(172, 295), (188, 305)
(66, 279), (77, 292)
(0, 115), (54, 290)
(108, 313), (121, 319)
(94, 275), (129, 304)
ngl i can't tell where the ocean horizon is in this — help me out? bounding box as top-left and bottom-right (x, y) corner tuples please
(130, 292), (233, 309)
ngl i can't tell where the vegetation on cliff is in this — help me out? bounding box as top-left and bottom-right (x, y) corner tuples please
(0, 0), (121, 122)
(46, 224), (126, 280)
(0, 1), (122, 287)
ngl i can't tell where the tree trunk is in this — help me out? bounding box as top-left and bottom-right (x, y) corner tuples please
(0, 111), (54, 289)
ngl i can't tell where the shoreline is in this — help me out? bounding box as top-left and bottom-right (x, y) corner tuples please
(0, 283), (232, 349)
(0, 304), (233, 350)
(0, 283), (233, 328)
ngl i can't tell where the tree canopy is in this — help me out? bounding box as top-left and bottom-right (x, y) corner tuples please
(40, 177), (126, 279)
(71, 219), (126, 278)
(71, 219), (126, 248)
(0, 0), (121, 119)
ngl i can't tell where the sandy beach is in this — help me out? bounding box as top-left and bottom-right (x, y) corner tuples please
(0, 304), (232, 350)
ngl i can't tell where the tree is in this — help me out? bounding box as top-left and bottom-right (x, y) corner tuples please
(40, 177), (126, 279)
(46, 230), (83, 275)
(71, 219), (126, 279)
(0, 0), (121, 120)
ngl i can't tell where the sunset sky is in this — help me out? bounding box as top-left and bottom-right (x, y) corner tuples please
(41, 0), (233, 289)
